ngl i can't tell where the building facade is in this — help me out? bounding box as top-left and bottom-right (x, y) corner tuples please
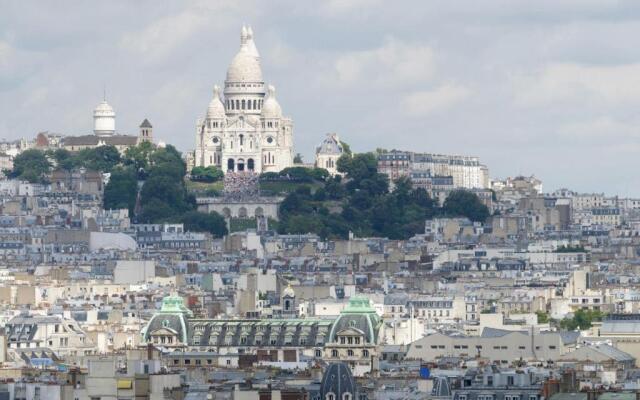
(315, 133), (345, 176)
(194, 26), (294, 173)
(378, 150), (489, 190)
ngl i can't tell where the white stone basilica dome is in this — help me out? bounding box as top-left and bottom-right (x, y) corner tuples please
(226, 26), (263, 83)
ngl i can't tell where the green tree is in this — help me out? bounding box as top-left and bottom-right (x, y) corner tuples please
(148, 145), (186, 181)
(340, 141), (352, 155)
(190, 166), (224, 183)
(123, 141), (155, 179)
(536, 311), (550, 324)
(181, 211), (227, 237)
(10, 149), (51, 183)
(103, 167), (138, 214)
(559, 309), (604, 331)
(75, 145), (121, 172)
(443, 189), (490, 222)
(47, 148), (75, 170)
(138, 198), (177, 222)
(140, 175), (191, 217)
(135, 145), (194, 224)
(337, 152), (377, 182)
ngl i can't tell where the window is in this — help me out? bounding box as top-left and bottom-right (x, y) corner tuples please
(343, 394), (352, 400)
(347, 350), (354, 356)
(459, 395), (467, 400)
(315, 349), (322, 357)
(507, 376), (514, 386)
(549, 345), (557, 350)
(363, 349), (369, 357)
(331, 350), (338, 357)
(226, 359), (231, 365)
(327, 393), (335, 400)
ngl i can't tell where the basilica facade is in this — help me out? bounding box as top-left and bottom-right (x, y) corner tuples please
(194, 26), (294, 174)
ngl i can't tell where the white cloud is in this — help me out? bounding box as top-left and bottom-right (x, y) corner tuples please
(318, 0), (384, 17)
(402, 84), (471, 117)
(331, 38), (435, 88)
(0, 41), (11, 68)
(513, 62), (640, 106)
(120, 10), (208, 61)
(119, 1), (250, 62)
(557, 116), (640, 143)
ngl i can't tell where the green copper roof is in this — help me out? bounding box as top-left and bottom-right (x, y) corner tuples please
(342, 295), (377, 313)
(160, 295), (193, 316)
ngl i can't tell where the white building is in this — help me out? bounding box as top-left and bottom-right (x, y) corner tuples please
(377, 150), (489, 189)
(195, 26), (294, 173)
(4, 314), (95, 357)
(93, 99), (116, 136)
(315, 133), (345, 176)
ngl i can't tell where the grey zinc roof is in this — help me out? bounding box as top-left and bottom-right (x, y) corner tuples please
(384, 293), (409, 305)
(480, 327), (524, 338)
(63, 134), (138, 146)
(316, 134), (343, 155)
(550, 393), (588, 400)
(320, 363), (357, 399)
(601, 320), (640, 334)
(589, 344), (635, 362)
(140, 119), (153, 128)
(558, 331), (580, 345)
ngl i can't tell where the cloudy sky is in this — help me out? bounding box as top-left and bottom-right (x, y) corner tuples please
(2, 0), (640, 195)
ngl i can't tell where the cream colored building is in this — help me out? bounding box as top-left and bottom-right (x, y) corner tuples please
(315, 133), (345, 176)
(195, 26), (294, 173)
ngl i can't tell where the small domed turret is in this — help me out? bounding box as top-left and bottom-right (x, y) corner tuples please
(261, 85), (282, 118)
(283, 283), (295, 298)
(207, 85), (225, 119)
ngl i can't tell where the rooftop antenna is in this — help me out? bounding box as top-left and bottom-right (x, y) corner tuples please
(103, 84), (106, 101)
